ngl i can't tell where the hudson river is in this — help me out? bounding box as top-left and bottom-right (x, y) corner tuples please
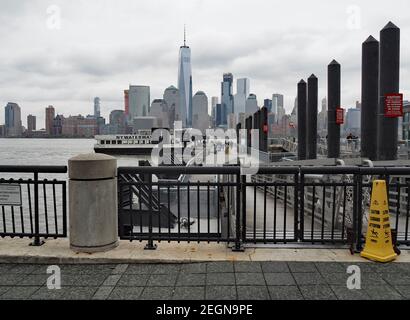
(0, 138), (149, 167)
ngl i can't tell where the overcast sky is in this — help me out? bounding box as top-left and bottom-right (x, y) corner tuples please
(1, 0), (410, 128)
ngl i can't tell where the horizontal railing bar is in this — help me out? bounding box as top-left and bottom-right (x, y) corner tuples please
(0, 165), (67, 174)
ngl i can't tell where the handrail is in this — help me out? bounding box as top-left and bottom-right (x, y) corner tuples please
(0, 165), (67, 173)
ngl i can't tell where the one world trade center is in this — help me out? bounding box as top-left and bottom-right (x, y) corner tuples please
(177, 27), (192, 127)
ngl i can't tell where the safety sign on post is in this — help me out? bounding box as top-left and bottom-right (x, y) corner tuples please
(360, 180), (397, 263)
(336, 108), (344, 125)
(385, 93), (403, 118)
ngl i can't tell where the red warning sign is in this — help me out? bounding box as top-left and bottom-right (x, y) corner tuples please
(336, 108), (344, 125)
(385, 93), (403, 118)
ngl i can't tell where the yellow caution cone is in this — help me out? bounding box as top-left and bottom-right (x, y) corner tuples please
(361, 180), (397, 263)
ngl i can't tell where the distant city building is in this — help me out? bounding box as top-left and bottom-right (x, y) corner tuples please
(272, 93), (285, 123)
(150, 99), (169, 128)
(318, 97), (328, 136)
(263, 99), (273, 113)
(216, 103), (222, 127)
(178, 29), (193, 127)
(164, 85), (181, 128)
(227, 113), (237, 130)
(5, 102), (22, 137)
(94, 97), (101, 118)
(45, 106), (55, 136)
(234, 78), (250, 117)
(211, 97), (218, 127)
(245, 94), (258, 115)
(132, 117), (157, 132)
(27, 115), (36, 132)
(109, 110), (126, 134)
(124, 90), (129, 117)
(0, 125), (5, 137)
(402, 101), (410, 140)
(128, 85), (150, 119)
(221, 73), (234, 125)
(356, 101), (361, 109)
(344, 108), (361, 136)
(192, 91), (209, 134)
(61, 115), (98, 138)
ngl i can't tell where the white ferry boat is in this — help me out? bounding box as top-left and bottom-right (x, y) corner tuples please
(94, 130), (156, 155)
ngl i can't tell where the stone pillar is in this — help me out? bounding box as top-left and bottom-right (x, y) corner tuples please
(297, 80), (307, 160)
(361, 36), (379, 160)
(327, 60), (341, 158)
(377, 22), (400, 160)
(68, 153), (118, 253)
(307, 74), (318, 159)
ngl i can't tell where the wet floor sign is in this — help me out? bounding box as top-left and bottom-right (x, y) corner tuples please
(361, 180), (397, 263)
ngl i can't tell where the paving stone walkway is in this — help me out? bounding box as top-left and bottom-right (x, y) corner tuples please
(0, 262), (409, 300)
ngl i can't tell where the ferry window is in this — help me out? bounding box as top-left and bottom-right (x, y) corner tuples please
(112, 140), (116, 145)
(101, 140), (105, 145)
(118, 141), (122, 145)
(106, 140), (111, 145)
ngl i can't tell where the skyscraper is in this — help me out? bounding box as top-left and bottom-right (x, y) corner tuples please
(221, 73), (234, 125)
(27, 115), (36, 132)
(128, 85), (150, 119)
(4, 102), (22, 137)
(149, 99), (169, 128)
(211, 97), (218, 127)
(94, 97), (101, 118)
(178, 27), (193, 127)
(45, 105), (55, 136)
(234, 78), (250, 117)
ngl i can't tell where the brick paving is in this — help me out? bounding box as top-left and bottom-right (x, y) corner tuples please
(0, 262), (409, 300)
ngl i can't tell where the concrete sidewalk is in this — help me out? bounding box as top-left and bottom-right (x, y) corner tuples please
(1, 238), (410, 264)
(0, 261), (410, 300)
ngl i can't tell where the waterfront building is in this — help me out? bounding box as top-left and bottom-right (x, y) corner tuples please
(27, 115), (36, 132)
(128, 85), (150, 120)
(245, 94), (259, 115)
(211, 97), (218, 128)
(164, 85), (181, 128)
(0, 125), (5, 137)
(94, 97), (101, 118)
(5, 102), (22, 137)
(221, 73), (234, 125)
(178, 28), (193, 127)
(192, 91), (209, 134)
(45, 105), (55, 136)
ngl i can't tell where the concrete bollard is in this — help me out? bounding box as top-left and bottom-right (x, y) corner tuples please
(68, 153), (118, 253)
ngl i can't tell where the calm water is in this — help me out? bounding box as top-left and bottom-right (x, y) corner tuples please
(0, 138), (149, 167)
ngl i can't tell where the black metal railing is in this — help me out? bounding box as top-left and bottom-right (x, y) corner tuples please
(117, 165), (410, 251)
(0, 166), (68, 245)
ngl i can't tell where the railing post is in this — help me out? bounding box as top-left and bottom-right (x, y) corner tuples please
(299, 171), (305, 241)
(241, 175), (247, 244)
(30, 172), (44, 246)
(294, 172), (299, 242)
(232, 172), (244, 252)
(356, 174), (363, 252)
(145, 173), (157, 250)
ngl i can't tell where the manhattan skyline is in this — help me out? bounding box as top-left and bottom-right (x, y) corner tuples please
(1, 0), (410, 126)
